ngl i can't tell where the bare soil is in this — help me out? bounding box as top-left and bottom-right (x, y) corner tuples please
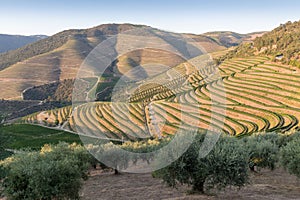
(81, 168), (300, 200)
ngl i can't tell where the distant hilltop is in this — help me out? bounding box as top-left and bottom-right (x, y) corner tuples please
(220, 20), (300, 67)
(0, 34), (47, 53)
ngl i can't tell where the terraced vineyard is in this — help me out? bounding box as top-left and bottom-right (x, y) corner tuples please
(23, 106), (72, 128)
(21, 56), (300, 140)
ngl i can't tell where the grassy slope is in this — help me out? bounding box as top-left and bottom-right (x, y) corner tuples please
(0, 124), (82, 149)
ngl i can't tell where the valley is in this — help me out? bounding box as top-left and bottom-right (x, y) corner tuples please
(1, 19), (300, 200)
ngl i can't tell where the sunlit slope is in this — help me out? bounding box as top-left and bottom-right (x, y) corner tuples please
(21, 56), (300, 140)
(0, 24), (226, 100)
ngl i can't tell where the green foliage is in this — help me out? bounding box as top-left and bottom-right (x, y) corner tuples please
(279, 132), (300, 147)
(0, 100), (37, 117)
(0, 150), (12, 161)
(254, 132), (287, 148)
(215, 42), (255, 63)
(0, 115), (13, 178)
(99, 143), (130, 174)
(0, 100), (69, 121)
(0, 128), (13, 162)
(243, 134), (279, 171)
(224, 20), (300, 64)
(121, 137), (171, 164)
(280, 137), (300, 178)
(1, 142), (90, 200)
(86, 137), (171, 174)
(23, 79), (74, 102)
(0, 124), (82, 150)
(253, 21), (300, 63)
(0, 117), (13, 179)
(153, 134), (249, 193)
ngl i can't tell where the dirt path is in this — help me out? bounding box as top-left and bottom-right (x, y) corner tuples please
(81, 168), (300, 200)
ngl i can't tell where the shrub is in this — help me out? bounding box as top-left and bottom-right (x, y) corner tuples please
(257, 132), (286, 147)
(1, 142), (90, 200)
(86, 137), (172, 174)
(280, 137), (300, 178)
(0, 120), (13, 179)
(280, 132), (300, 147)
(243, 134), (279, 171)
(153, 134), (249, 193)
(121, 137), (171, 165)
(99, 143), (130, 174)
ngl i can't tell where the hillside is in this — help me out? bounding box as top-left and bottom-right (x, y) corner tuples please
(0, 23), (230, 100)
(16, 21), (300, 138)
(203, 31), (265, 47)
(221, 20), (300, 66)
(22, 79), (74, 102)
(0, 34), (47, 53)
(21, 55), (300, 139)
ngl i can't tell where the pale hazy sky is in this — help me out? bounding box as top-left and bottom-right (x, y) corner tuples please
(1, 0), (300, 36)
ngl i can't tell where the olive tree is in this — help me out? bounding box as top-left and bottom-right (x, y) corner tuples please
(243, 135), (279, 171)
(1, 142), (90, 200)
(153, 134), (249, 193)
(91, 138), (171, 174)
(280, 137), (300, 178)
(97, 142), (130, 174)
(0, 115), (13, 179)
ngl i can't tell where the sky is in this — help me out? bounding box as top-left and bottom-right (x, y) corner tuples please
(1, 0), (300, 36)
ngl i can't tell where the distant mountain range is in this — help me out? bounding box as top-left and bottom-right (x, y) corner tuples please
(203, 31), (265, 47)
(0, 34), (47, 53)
(0, 23), (263, 100)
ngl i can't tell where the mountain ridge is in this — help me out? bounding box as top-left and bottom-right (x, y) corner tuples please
(203, 31), (266, 47)
(0, 23), (263, 100)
